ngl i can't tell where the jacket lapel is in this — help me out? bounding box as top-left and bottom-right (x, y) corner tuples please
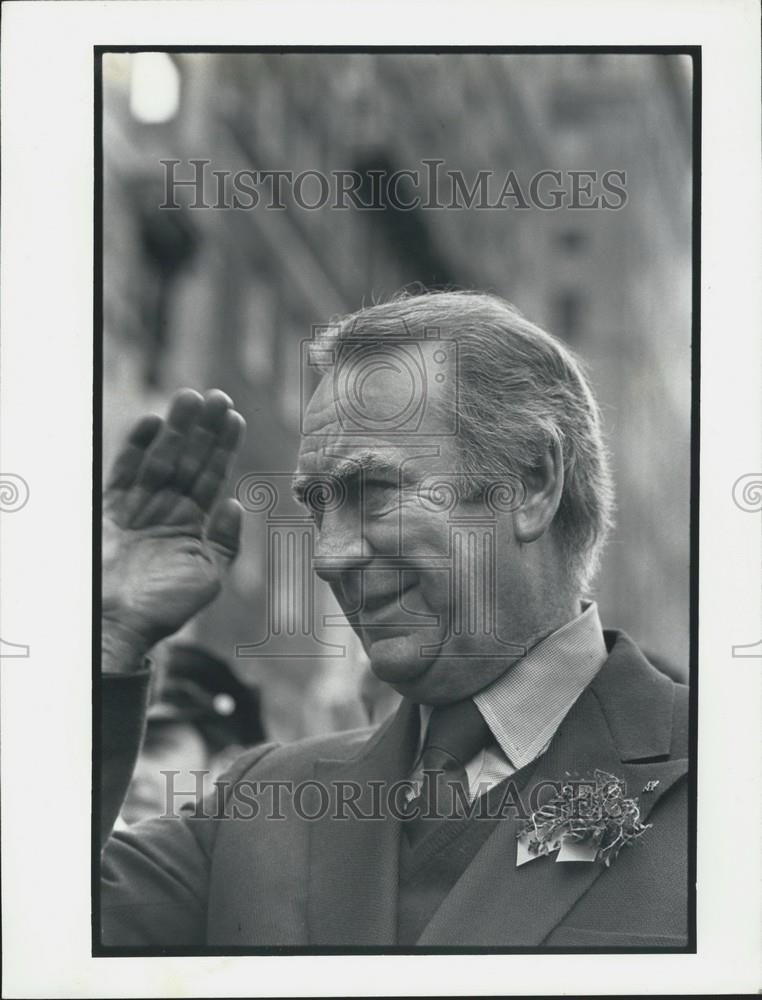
(307, 698), (419, 945)
(418, 632), (688, 946)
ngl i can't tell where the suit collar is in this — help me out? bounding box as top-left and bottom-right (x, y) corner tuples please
(306, 631), (685, 947)
(307, 697), (419, 945)
(593, 629), (676, 761)
(417, 631), (687, 946)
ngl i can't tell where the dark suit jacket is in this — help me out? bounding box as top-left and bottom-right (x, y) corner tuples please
(101, 630), (690, 949)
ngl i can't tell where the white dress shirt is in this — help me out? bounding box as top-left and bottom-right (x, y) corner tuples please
(410, 601), (608, 801)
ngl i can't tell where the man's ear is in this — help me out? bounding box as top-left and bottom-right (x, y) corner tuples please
(513, 440), (564, 544)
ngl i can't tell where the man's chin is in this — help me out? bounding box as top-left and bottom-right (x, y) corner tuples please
(367, 634), (437, 686)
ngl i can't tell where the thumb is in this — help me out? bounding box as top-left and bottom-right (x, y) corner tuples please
(206, 497), (243, 570)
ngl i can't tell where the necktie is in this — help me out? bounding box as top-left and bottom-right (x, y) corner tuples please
(405, 698), (492, 846)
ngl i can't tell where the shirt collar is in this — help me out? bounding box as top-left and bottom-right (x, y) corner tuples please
(416, 601), (607, 769)
(473, 600), (607, 768)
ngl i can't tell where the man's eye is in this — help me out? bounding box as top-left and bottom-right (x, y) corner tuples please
(303, 493), (322, 515)
(364, 481), (402, 515)
(297, 481), (339, 522)
(303, 497), (324, 525)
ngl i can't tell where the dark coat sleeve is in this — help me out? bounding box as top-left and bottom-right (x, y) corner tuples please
(100, 734), (279, 947)
(100, 669), (152, 845)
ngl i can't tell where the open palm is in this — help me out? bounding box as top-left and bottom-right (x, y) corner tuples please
(102, 388), (246, 654)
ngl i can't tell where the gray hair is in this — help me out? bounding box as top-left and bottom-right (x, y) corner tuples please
(319, 290), (615, 592)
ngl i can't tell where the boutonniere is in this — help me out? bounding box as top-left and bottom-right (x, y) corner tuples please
(517, 769), (652, 868)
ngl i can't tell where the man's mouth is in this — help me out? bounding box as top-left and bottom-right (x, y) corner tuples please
(345, 584), (442, 678)
(344, 581), (420, 628)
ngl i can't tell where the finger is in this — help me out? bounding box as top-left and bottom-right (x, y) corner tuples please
(129, 414), (165, 447)
(215, 407), (246, 457)
(168, 387), (207, 430)
(199, 388), (234, 432)
(138, 408), (245, 526)
(206, 498), (243, 569)
(174, 390), (237, 493)
(105, 414), (163, 491)
(136, 388), (205, 491)
(190, 410), (246, 511)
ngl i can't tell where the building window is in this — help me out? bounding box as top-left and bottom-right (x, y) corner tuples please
(556, 228), (589, 254)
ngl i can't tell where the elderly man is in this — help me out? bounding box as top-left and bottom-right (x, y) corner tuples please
(100, 291), (688, 948)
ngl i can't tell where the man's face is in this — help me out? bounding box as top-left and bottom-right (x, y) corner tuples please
(294, 341), (527, 704)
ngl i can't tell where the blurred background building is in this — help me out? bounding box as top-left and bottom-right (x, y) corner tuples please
(102, 51), (693, 742)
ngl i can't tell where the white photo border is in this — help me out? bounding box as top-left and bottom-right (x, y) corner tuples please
(1, 1), (760, 996)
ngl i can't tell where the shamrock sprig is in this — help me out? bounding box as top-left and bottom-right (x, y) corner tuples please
(519, 769), (652, 867)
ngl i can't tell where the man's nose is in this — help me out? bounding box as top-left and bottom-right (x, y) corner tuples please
(312, 505), (372, 584)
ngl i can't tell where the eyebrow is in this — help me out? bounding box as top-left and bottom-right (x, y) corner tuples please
(291, 453), (405, 504)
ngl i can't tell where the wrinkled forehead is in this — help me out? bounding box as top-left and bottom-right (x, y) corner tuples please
(297, 339), (460, 475)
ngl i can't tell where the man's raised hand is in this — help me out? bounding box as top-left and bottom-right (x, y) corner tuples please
(102, 388), (246, 672)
